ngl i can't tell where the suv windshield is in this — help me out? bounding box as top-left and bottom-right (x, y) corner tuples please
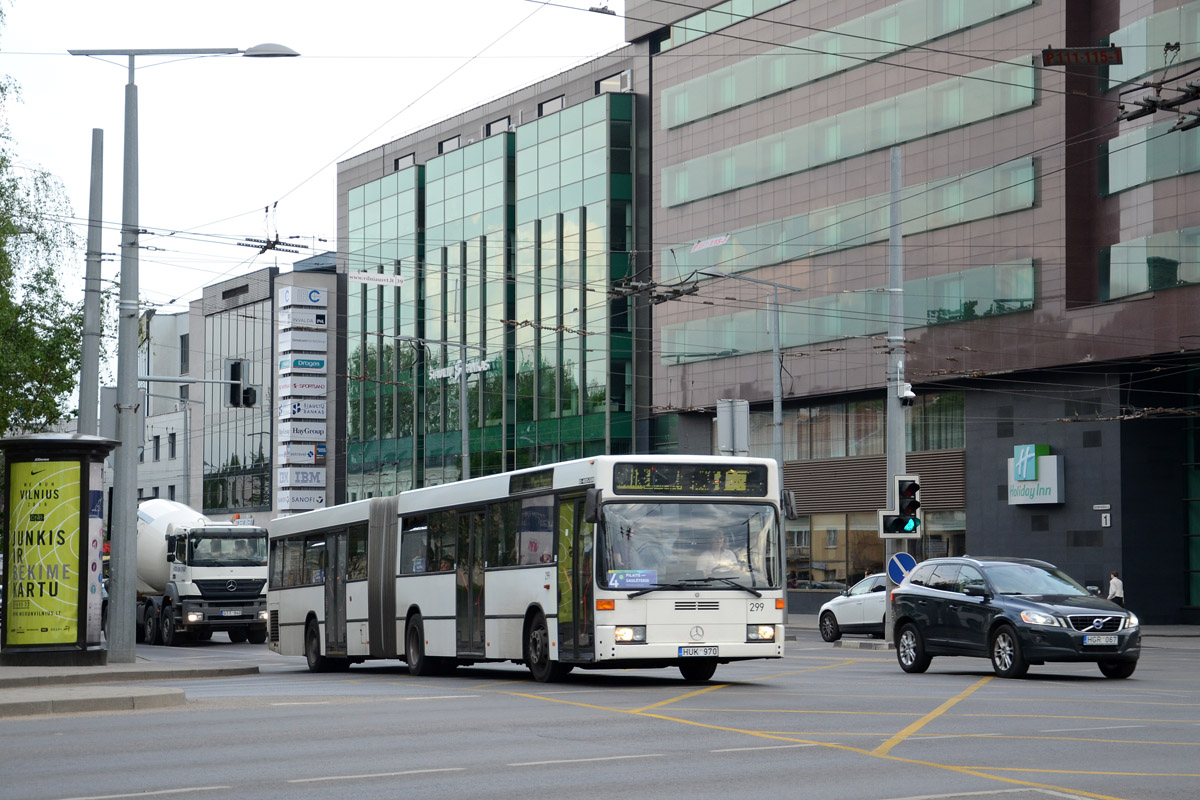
(597, 501), (779, 590)
(981, 562), (1090, 596)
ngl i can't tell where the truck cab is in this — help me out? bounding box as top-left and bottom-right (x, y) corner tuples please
(144, 523), (269, 646)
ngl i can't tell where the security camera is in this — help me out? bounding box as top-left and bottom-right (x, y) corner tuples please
(898, 382), (916, 407)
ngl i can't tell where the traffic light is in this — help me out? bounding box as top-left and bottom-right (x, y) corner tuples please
(879, 475), (922, 537)
(227, 360), (256, 407)
(895, 476), (921, 532)
(228, 360), (244, 407)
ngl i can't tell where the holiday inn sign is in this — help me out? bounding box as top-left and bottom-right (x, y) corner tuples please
(1007, 444), (1064, 505)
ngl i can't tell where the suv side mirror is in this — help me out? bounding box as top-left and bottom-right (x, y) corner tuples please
(963, 584), (991, 599)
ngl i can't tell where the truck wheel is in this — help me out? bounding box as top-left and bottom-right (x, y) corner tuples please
(160, 609), (180, 647)
(227, 628), (249, 643)
(247, 628), (267, 645)
(142, 604), (161, 646)
(192, 630), (213, 641)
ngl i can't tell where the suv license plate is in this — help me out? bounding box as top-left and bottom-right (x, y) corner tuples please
(220, 609), (243, 617)
(1084, 634), (1117, 645)
(679, 646), (718, 657)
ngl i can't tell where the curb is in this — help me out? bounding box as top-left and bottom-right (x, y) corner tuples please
(0, 685), (186, 718)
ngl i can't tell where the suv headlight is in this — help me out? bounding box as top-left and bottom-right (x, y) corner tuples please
(1019, 609), (1060, 627)
(1123, 612), (1139, 630)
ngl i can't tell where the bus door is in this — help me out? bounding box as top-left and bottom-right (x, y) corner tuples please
(556, 496), (595, 661)
(456, 509), (486, 656)
(325, 530), (348, 657)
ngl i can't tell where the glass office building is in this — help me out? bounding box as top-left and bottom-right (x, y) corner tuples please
(344, 91), (638, 498)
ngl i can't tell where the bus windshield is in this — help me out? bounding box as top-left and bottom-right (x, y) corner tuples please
(597, 501), (779, 590)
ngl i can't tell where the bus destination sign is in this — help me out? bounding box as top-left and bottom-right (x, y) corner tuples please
(612, 463), (768, 496)
(1041, 46), (1121, 67)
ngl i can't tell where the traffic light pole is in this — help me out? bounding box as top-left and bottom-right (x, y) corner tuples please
(885, 146), (905, 646)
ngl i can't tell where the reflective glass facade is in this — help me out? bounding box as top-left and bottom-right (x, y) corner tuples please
(662, 58), (1036, 207)
(1100, 227), (1200, 301)
(344, 93), (636, 497)
(662, 0), (1034, 128)
(1105, 1), (1200, 90)
(662, 260), (1034, 363)
(203, 294), (273, 515)
(662, 159), (1036, 283)
(1102, 120), (1200, 196)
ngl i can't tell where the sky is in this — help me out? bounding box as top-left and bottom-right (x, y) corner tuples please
(1, 0), (627, 314)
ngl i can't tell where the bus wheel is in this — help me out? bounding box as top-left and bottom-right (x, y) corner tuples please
(406, 615), (435, 677)
(526, 613), (567, 683)
(679, 659), (718, 682)
(305, 622), (330, 673)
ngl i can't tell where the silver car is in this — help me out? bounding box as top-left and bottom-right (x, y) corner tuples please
(819, 573), (887, 642)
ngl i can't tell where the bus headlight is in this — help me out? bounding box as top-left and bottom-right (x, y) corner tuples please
(747, 625), (775, 641)
(186, 611), (204, 623)
(614, 626), (646, 643)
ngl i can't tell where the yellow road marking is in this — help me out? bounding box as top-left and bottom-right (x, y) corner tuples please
(965, 766), (1200, 778)
(872, 676), (992, 756)
(500, 685), (1131, 800)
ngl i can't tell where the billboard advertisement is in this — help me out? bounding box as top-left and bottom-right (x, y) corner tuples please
(4, 461), (82, 645)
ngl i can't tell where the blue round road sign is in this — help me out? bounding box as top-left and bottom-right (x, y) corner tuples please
(888, 552), (918, 584)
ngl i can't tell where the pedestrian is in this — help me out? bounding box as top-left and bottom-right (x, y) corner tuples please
(1107, 570), (1125, 607)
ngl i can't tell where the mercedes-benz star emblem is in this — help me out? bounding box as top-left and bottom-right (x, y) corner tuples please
(226, 580), (238, 592)
(689, 626), (705, 641)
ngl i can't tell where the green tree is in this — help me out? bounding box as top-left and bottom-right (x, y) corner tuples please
(0, 67), (84, 434)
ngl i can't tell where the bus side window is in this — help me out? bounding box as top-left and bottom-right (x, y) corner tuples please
(488, 502), (519, 567)
(400, 516), (428, 573)
(281, 538), (304, 587)
(347, 522), (368, 581)
(430, 510), (457, 570)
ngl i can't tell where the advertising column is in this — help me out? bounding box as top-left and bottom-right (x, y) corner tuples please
(1, 433), (116, 665)
(276, 285), (329, 514)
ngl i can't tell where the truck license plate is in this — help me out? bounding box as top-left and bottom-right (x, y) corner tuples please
(679, 646), (718, 657)
(220, 609), (243, 617)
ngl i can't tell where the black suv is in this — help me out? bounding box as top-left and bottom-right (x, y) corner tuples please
(891, 556), (1140, 679)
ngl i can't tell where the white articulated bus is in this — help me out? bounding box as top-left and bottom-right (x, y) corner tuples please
(267, 455), (791, 682)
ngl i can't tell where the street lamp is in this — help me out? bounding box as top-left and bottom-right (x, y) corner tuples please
(697, 269), (804, 473)
(68, 44), (298, 664)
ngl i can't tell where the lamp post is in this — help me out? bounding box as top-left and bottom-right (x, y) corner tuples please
(68, 44), (298, 663)
(698, 269), (804, 473)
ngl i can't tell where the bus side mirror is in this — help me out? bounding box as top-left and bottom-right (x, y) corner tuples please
(584, 488), (602, 523)
(781, 489), (799, 520)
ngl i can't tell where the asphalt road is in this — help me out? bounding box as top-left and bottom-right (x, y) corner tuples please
(0, 630), (1197, 800)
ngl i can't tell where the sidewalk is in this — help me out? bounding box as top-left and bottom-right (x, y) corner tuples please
(0, 621), (1193, 718)
(0, 657), (258, 718)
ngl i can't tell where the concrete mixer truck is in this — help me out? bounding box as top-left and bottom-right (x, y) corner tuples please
(134, 499), (269, 646)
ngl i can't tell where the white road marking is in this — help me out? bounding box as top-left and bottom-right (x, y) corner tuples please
(289, 768), (465, 783)
(510, 753), (664, 766)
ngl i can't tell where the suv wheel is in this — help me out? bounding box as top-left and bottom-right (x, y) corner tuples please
(989, 624), (1029, 678)
(896, 623), (931, 673)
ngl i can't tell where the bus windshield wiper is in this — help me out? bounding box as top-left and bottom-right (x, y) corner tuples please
(626, 582), (691, 598)
(686, 576), (762, 597)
